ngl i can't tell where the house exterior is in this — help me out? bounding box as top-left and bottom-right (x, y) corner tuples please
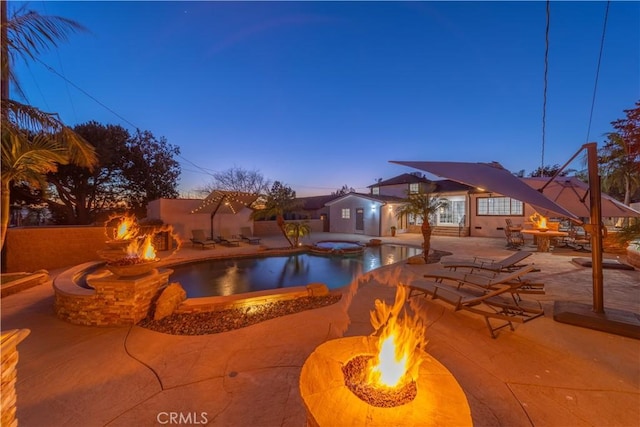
(148, 173), (601, 241)
(325, 173), (474, 237)
(325, 193), (404, 236)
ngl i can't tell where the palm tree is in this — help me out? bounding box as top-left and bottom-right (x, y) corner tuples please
(250, 181), (301, 248)
(394, 188), (448, 263)
(284, 221), (311, 247)
(1, 2), (97, 249)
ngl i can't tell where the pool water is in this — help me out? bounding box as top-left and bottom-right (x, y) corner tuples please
(170, 244), (420, 298)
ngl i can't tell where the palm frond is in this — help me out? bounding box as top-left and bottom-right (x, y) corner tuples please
(1, 131), (68, 186)
(2, 100), (97, 169)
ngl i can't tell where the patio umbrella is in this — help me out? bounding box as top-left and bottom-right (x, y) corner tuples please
(390, 160), (580, 221)
(191, 190), (259, 239)
(522, 177), (640, 219)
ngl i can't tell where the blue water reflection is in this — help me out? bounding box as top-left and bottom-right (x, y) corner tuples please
(170, 244), (420, 298)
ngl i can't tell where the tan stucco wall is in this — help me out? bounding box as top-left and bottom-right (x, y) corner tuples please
(147, 198), (254, 241)
(4, 226), (106, 273)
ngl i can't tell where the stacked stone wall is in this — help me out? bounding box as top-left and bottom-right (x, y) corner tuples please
(54, 269), (171, 326)
(1, 329), (30, 427)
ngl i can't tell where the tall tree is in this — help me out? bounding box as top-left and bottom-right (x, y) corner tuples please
(46, 122), (130, 224)
(1, 3), (97, 247)
(250, 181), (301, 247)
(332, 185), (355, 196)
(200, 166), (270, 195)
(46, 123), (181, 224)
(528, 164), (573, 178)
(599, 101), (640, 205)
(394, 187), (448, 263)
(121, 129), (181, 210)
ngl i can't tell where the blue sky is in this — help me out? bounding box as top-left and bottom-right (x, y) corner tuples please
(12, 1), (639, 197)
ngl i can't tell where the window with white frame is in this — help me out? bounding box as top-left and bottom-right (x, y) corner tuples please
(341, 208), (350, 219)
(437, 198), (466, 225)
(409, 183), (419, 194)
(477, 197), (523, 215)
(372, 187), (380, 195)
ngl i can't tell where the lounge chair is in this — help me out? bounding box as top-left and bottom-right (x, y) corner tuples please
(504, 226), (525, 250)
(421, 265), (545, 296)
(404, 279), (544, 338)
(441, 251), (533, 273)
(218, 228), (241, 247)
(190, 229), (217, 249)
(239, 227), (261, 245)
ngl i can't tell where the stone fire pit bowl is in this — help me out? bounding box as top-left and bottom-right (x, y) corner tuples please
(300, 336), (472, 426)
(105, 259), (160, 278)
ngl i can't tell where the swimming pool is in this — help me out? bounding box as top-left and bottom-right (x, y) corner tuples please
(169, 244), (421, 298)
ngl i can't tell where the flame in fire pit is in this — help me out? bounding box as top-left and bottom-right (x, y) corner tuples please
(111, 215), (139, 240)
(529, 212), (547, 230)
(367, 285), (426, 388)
(125, 235), (157, 261)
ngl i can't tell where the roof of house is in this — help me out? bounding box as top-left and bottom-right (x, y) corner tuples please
(296, 194), (341, 210)
(433, 179), (474, 193)
(368, 173), (473, 193)
(368, 173), (430, 188)
(324, 192), (405, 206)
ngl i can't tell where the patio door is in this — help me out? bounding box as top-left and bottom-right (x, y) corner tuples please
(355, 208), (364, 233)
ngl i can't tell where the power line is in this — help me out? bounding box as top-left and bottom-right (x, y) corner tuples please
(541, 0), (550, 170)
(34, 57), (219, 178)
(34, 57), (142, 130)
(585, 1), (610, 143)
(41, 0), (78, 123)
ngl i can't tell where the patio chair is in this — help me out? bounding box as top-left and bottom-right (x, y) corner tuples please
(421, 264), (545, 296)
(239, 227), (261, 245)
(568, 228), (591, 252)
(505, 218), (523, 231)
(441, 251), (533, 273)
(190, 229), (217, 249)
(218, 228), (241, 247)
(504, 226), (525, 250)
(404, 279), (544, 338)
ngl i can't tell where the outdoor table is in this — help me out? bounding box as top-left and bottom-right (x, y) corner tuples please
(521, 229), (568, 252)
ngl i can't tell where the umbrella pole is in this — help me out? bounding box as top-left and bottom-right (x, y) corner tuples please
(553, 143), (639, 339)
(210, 196), (225, 240)
(586, 143), (604, 313)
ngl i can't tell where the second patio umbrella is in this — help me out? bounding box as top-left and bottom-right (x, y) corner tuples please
(522, 177), (640, 219)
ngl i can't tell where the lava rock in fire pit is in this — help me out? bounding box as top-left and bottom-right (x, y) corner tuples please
(342, 355), (417, 408)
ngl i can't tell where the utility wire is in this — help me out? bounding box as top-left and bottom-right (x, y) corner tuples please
(541, 0), (550, 171)
(34, 57), (141, 130)
(34, 57), (217, 178)
(41, 0), (78, 123)
(585, 0), (610, 143)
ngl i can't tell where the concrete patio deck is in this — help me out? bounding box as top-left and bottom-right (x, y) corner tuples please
(2, 233), (639, 426)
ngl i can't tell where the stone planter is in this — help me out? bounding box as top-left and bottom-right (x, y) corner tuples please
(626, 244), (640, 269)
(1, 329), (30, 427)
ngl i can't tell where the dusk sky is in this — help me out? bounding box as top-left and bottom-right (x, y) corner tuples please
(12, 1), (639, 197)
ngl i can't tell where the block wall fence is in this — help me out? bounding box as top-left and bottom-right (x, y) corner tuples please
(3, 220), (325, 273)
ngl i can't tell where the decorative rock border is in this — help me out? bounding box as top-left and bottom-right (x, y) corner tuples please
(1, 329), (30, 427)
